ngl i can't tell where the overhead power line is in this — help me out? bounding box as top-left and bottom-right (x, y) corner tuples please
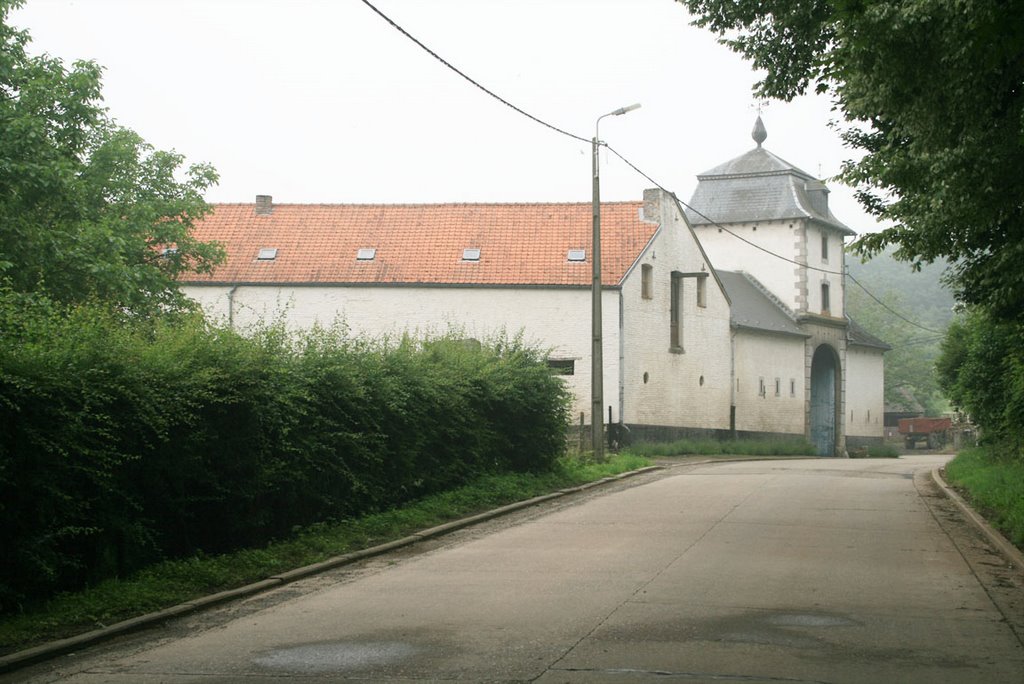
(358, 0), (590, 145)
(605, 143), (945, 336)
(846, 272), (946, 334)
(360, 0), (943, 338)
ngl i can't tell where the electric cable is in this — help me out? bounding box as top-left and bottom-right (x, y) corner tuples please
(845, 272), (946, 334)
(360, 0), (944, 338)
(359, 0), (590, 145)
(605, 144), (946, 335)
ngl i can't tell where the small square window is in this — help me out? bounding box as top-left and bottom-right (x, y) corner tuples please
(462, 248), (481, 262)
(546, 359), (575, 375)
(567, 249), (586, 262)
(356, 248), (376, 261)
(257, 247), (278, 261)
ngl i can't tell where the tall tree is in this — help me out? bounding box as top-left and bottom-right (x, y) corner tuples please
(0, 0), (222, 314)
(677, 0), (1024, 322)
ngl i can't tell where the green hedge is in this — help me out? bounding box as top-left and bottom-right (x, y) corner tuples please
(0, 297), (569, 611)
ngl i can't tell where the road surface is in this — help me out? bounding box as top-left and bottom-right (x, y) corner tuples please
(10, 455), (1024, 683)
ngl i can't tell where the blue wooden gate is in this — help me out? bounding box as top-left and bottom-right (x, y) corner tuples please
(810, 345), (837, 456)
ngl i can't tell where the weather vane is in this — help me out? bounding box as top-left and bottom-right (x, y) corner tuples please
(750, 100), (770, 116)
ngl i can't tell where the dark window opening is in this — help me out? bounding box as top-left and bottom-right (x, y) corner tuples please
(670, 271), (684, 351)
(547, 359), (575, 375)
(642, 264), (653, 300)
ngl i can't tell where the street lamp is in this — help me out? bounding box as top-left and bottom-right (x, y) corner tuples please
(592, 102), (640, 461)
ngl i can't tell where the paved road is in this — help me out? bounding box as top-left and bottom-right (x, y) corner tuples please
(11, 455), (1024, 683)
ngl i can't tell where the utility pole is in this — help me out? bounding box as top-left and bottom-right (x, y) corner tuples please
(592, 103), (640, 460)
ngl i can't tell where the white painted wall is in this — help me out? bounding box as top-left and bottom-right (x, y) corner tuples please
(692, 220), (802, 313)
(845, 345), (885, 438)
(620, 194), (732, 429)
(183, 284), (620, 424)
(732, 331), (807, 435)
(806, 222), (845, 318)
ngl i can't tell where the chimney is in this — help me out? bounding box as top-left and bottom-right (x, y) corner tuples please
(804, 180), (829, 216)
(642, 187), (663, 223)
(255, 195), (273, 215)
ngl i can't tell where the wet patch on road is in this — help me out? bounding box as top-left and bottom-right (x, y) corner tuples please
(252, 640), (425, 674)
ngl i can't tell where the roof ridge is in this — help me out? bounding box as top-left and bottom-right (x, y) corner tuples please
(736, 270), (798, 320)
(207, 200), (645, 209)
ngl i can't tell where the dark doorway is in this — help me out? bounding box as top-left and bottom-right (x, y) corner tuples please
(810, 345), (839, 456)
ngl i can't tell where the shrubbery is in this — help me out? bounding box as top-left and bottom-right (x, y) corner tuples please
(626, 437), (815, 458)
(0, 295), (569, 611)
(937, 310), (1024, 458)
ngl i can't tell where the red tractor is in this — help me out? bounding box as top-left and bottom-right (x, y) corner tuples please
(898, 417), (952, 450)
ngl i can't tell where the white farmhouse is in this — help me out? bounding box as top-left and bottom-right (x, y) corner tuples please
(181, 119), (886, 455)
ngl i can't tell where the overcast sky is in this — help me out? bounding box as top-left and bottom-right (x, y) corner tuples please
(12, 0), (880, 234)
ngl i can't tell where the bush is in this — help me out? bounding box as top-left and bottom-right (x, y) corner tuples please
(0, 297), (569, 611)
(865, 443), (899, 458)
(625, 438), (816, 458)
(937, 311), (1024, 459)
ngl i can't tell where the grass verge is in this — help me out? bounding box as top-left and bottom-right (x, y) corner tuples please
(625, 438), (816, 458)
(0, 453), (649, 655)
(944, 446), (1024, 549)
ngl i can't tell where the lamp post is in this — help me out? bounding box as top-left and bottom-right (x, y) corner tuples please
(592, 102), (640, 461)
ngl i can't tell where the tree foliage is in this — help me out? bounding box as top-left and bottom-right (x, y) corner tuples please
(678, 0), (1024, 322)
(0, 0), (222, 314)
(937, 310), (1024, 457)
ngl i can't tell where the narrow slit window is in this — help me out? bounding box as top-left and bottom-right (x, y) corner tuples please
(642, 264), (653, 300)
(696, 276), (707, 308)
(670, 271), (684, 351)
(821, 232), (829, 262)
(821, 282), (831, 314)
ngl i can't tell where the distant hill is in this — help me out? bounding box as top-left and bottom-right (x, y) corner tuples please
(845, 247), (956, 416)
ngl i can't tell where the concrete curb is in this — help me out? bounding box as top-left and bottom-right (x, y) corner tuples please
(931, 467), (1024, 570)
(0, 464), (665, 674)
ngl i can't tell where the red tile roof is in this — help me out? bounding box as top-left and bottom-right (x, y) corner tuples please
(182, 201), (656, 287)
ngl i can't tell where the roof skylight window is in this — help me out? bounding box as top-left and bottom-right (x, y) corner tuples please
(567, 249), (586, 262)
(462, 248), (481, 262)
(257, 247), (278, 261)
(356, 248), (377, 261)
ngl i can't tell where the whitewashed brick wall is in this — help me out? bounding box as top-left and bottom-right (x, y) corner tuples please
(846, 346), (885, 438)
(183, 284), (618, 424)
(620, 191), (732, 429)
(733, 332), (807, 434)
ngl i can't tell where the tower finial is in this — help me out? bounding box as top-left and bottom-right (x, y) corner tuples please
(752, 115), (767, 147)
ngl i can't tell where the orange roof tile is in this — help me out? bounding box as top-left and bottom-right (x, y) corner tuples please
(183, 201), (656, 287)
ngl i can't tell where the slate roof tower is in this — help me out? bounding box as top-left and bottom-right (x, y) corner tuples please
(685, 117), (886, 456)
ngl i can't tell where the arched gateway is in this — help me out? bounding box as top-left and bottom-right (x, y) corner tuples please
(810, 344), (840, 456)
